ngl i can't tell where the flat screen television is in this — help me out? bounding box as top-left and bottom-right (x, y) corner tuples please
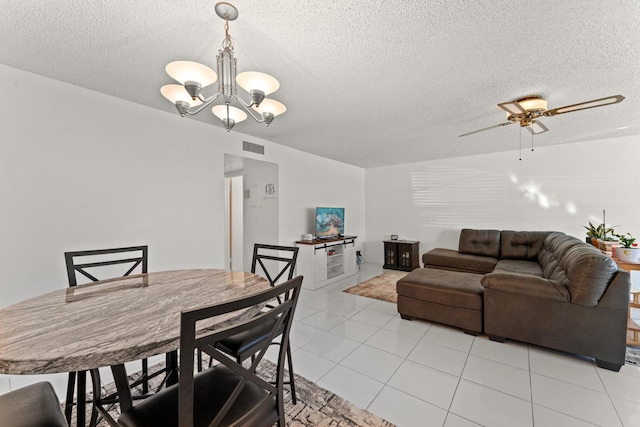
(315, 207), (344, 238)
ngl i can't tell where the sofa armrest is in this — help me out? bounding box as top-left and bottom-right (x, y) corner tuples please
(597, 269), (630, 309)
(481, 272), (570, 302)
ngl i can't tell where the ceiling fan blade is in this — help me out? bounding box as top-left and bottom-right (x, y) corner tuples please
(525, 120), (549, 135)
(544, 95), (625, 116)
(498, 101), (527, 115)
(459, 121), (515, 137)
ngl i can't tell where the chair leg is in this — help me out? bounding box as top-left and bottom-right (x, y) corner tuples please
(141, 358), (149, 394)
(76, 370), (86, 427)
(197, 350), (203, 372)
(64, 371), (76, 424)
(165, 350), (179, 386)
(285, 344), (297, 405)
(89, 369), (102, 427)
(272, 341), (297, 405)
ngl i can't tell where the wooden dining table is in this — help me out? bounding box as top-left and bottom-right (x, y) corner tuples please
(0, 269), (270, 425)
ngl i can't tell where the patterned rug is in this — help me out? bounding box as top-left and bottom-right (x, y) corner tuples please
(343, 271), (408, 303)
(73, 359), (394, 426)
(626, 345), (640, 366)
(344, 270), (640, 367)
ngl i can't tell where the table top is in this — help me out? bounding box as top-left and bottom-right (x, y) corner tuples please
(613, 258), (640, 272)
(0, 269), (269, 375)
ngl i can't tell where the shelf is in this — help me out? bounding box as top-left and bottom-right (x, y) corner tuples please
(327, 266), (343, 279)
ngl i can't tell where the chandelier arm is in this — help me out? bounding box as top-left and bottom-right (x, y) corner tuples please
(184, 93), (222, 116)
(236, 96), (267, 123)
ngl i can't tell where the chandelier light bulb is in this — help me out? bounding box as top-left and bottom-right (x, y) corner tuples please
(236, 71), (280, 96)
(212, 104), (247, 123)
(160, 84), (204, 106)
(165, 61), (217, 87)
(252, 98), (286, 117)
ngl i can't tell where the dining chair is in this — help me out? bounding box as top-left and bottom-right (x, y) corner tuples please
(0, 381), (69, 427)
(116, 275), (303, 427)
(63, 246), (176, 427)
(208, 244), (300, 403)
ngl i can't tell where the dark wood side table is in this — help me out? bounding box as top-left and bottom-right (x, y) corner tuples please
(383, 240), (420, 271)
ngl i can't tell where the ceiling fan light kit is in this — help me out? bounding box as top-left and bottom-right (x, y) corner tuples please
(459, 94), (625, 143)
(160, 2), (286, 132)
(499, 96), (548, 115)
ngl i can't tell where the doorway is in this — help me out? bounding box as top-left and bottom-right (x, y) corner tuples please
(225, 176), (244, 271)
(224, 154), (279, 272)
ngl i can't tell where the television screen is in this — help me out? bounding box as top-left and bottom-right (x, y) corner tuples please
(315, 207), (344, 237)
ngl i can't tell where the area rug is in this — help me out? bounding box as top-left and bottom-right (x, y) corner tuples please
(72, 360), (394, 426)
(344, 271), (640, 367)
(343, 271), (408, 303)
(626, 345), (640, 366)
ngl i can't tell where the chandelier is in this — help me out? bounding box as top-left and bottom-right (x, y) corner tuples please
(160, 2), (286, 132)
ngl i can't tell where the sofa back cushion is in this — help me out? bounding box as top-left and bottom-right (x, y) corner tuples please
(458, 229), (500, 258)
(538, 232), (618, 307)
(500, 231), (551, 260)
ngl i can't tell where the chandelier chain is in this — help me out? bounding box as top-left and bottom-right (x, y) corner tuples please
(222, 18), (234, 51)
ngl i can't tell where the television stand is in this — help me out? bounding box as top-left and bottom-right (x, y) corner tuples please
(295, 236), (358, 290)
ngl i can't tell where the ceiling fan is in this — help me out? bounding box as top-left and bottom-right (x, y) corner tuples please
(459, 94), (625, 137)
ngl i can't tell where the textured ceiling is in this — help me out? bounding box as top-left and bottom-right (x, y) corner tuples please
(2, 0), (639, 168)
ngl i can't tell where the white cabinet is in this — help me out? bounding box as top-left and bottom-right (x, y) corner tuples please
(296, 237), (358, 290)
(312, 250), (327, 283)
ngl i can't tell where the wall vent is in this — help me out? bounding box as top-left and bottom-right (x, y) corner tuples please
(243, 141), (265, 155)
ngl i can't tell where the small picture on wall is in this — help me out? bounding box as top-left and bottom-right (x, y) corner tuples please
(265, 183), (276, 199)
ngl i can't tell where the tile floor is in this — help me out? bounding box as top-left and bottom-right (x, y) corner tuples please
(268, 263), (640, 427)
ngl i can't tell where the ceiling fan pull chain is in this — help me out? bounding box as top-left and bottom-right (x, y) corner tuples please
(519, 126), (522, 161)
(531, 123), (534, 152)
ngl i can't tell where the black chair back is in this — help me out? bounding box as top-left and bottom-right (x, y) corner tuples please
(65, 246), (148, 286)
(203, 244), (301, 403)
(117, 276), (303, 427)
(181, 275), (302, 427)
(0, 382), (68, 427)
(62, 245), (154, 426)
(251, 244), (298, 287)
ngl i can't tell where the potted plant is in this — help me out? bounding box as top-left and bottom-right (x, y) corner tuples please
(613, 232), (640, 263)
(584, 221), (618, 252)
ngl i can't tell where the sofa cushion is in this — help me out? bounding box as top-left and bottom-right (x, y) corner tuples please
(422, 248), (497, 274)
(538, 232), (618, 307)
(458, 229), (501, 258)
(397, 268), (484, 310)
(481, 272), (570, 302)
(494, 259), (544, 276)
(500, 231), (550, 260)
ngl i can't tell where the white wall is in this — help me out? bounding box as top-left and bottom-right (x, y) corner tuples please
(0, 64), (365, 392)
(365, 136), (640, 264)
(238, 159), (279, 269)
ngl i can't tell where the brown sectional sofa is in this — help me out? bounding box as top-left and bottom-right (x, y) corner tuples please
(396, 229), (630, 371)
